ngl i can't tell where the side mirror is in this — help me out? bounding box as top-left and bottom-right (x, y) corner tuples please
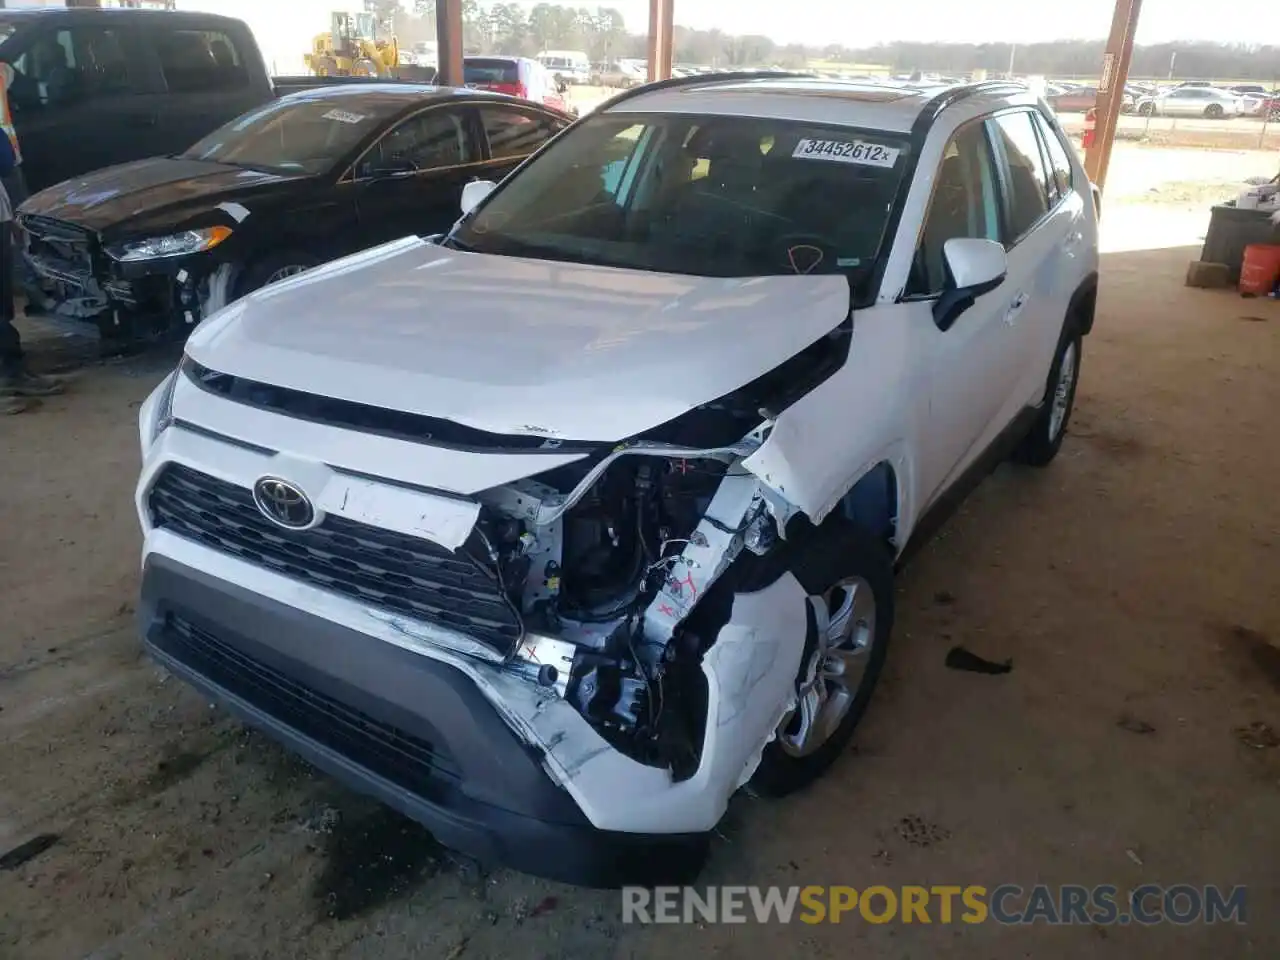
(460, 179), (497, 216)
(932, 237), (1007, 331)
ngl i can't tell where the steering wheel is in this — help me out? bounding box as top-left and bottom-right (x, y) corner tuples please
(773, 233), (840, 276)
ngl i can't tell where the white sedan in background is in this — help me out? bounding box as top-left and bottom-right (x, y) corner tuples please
(1136, 87), (1245, 119)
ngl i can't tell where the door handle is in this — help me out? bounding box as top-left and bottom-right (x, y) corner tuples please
(1003, 292), (1028, 326)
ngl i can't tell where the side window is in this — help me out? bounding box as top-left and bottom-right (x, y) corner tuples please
(988, 111), (1051, 243)
(8, 27), (139, 112)
(363, 109), (469, 175)
(1033, 112), (1074, 205)
(908, 121), (1002, 296)
(479, 106), (561, 160)
(155, 29), (249, 94)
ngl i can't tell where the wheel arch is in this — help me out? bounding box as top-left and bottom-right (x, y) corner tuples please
(838, 460), (900, 556)
(1068, 272), (1099, 336)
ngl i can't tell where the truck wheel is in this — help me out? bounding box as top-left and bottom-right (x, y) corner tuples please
(749, 519), (894, 798)
(1012, 324), (1082, 467)
(236, 251), (317, 299)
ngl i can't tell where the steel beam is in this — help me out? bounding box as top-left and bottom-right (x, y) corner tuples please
(435, 0), (465, 88)
(1084, 0), (1143, 190)
(647, 0), (674, 82)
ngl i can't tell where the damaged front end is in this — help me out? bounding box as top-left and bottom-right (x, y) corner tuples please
(22, 214), (236, 345)
(462, 427), (795, 787)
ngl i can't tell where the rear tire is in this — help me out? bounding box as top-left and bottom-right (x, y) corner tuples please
(1139, 102), (1154, 116)
(1012, 323), (1082, 467)
(749, 520), (894, 798)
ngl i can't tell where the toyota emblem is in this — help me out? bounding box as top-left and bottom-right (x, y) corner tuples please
(252, 477), (316, 530)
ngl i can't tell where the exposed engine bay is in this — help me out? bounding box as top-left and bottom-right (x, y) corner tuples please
(470, 439), (783, 782)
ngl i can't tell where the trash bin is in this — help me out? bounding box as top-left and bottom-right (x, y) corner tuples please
(1200, 203), (1278, 283)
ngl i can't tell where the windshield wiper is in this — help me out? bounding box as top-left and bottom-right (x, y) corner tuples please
(440, 234), (474, 252)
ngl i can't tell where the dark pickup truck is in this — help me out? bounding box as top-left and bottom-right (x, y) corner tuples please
(0, 6), (389, 194)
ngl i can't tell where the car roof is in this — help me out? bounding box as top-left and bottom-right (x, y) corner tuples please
(279, 83), (542, 108)
(0, 7), (244, 26)
(605, 75), (1032, 135)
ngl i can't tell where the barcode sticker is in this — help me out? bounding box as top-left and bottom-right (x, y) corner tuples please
(323, 109), (367, 124)
(792, 139), (900, 168)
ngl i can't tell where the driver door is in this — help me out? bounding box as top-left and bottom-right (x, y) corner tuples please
(908, 119), (1025, 504)
(351, 105), (483, 249)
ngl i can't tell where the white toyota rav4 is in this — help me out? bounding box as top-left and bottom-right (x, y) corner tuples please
(135, 76), (1099, 886)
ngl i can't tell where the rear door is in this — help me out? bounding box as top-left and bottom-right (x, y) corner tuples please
(351, 104), (485, 248)
(142, 21), (267, 154)
(986, 109), (1076, 412)
(6, 20), (166, 193)
(474, 103), (568, 182)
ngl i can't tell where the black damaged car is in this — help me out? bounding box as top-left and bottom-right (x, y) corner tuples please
(19, 84), (570, 347)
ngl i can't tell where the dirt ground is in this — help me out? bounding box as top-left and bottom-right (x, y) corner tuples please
(3, 192), (1279, 956)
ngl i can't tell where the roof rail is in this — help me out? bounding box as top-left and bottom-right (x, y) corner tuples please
(915, 80), (1028, 127)
(598, 70), (818, 111)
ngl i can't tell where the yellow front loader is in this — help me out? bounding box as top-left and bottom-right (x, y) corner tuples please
(305, 11), (399, 79)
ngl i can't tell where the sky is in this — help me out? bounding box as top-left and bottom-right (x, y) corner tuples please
(503, 0), (1237, 46)
(179, 0), (1241, 75)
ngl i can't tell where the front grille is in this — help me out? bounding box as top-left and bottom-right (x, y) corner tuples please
(160, 613), (460, 791)
(148, 465), (522, 656)
(20, 214), (95, 285)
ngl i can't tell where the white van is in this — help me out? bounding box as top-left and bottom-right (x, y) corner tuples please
(537, 49), (590, 85)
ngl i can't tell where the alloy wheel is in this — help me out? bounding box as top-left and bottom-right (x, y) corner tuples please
(777, 576), (877, 758)
(1049, 341), (1078, 441)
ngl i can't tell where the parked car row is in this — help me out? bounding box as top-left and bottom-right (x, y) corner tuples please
(20, 83), (572, 347)
(1043, 76), (1277, 119)
(4, 6), (574, 348)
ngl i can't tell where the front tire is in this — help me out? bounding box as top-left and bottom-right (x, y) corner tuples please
(235, 250), (318, 299)
(1012, 325), (1082, 467)
(1205, 103), (1225, 119)
(750, 521), (894, 797)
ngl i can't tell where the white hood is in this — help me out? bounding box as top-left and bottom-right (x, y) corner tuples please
(187, 238), (851, 442)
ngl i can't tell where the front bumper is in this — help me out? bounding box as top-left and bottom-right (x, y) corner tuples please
(21, 215), (217, 339)
(140, 553), (709, 887)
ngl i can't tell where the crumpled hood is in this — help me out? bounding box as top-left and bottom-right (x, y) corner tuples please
(186, 238), (851, 442)
(20, 157), (303, 234)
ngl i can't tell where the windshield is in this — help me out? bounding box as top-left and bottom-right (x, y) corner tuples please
(451, 112), (910, 286)
(181, 96), (389, 175)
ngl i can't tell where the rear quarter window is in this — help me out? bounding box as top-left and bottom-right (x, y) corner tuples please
(464, 59), (519, 86)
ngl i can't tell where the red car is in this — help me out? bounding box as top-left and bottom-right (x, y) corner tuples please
(463, 56), (575, 115)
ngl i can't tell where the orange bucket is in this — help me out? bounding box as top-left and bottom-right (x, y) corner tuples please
(1239, 243), (1280, 296)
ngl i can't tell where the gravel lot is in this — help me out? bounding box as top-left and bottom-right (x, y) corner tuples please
(1, 150), (1277, 959)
